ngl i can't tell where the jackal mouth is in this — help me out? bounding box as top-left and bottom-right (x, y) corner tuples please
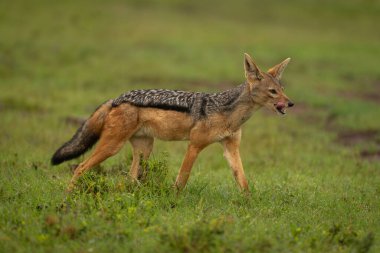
(275, 104), (286, 115)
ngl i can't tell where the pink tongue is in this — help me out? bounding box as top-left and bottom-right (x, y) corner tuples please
(276, 102), (285, 110)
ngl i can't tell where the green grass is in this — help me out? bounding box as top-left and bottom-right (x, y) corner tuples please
(0, 0), (379, 252)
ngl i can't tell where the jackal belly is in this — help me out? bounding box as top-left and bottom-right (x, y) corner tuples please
(133, 108), (194, 141)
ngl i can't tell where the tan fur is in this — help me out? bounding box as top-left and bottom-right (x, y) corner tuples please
(129, 136), (154, 179)
(65, 53), (293, 193)
(87, 100), (114, 134)
(68, 102), (256, 191)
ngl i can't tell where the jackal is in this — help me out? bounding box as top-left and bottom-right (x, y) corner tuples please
(51, 53), (294, 192)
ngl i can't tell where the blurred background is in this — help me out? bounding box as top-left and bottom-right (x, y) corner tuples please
(0, 0), (379, 252)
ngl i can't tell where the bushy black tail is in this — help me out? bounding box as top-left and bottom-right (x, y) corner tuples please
(51, 121), (99, 165)
(51, 100), (113, 165)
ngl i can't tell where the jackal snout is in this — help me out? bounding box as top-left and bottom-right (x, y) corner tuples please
(272, 92), (294, 115)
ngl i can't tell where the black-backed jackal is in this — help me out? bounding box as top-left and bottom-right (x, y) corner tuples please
(52, 53), (294, 192)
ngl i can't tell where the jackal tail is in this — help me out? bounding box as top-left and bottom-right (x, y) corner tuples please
(51, 100), (113, 165)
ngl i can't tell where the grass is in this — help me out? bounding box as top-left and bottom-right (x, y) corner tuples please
(0, 0), (379, 252)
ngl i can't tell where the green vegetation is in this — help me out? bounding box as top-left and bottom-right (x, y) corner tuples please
(0, 0), (379, 252)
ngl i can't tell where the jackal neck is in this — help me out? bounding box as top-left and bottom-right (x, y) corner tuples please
(220, 83), (262, 128)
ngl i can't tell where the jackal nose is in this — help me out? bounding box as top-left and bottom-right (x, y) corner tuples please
(288, 101), (294, 107)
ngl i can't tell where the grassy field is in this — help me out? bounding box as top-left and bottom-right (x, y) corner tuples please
(1, 0), (379, 252)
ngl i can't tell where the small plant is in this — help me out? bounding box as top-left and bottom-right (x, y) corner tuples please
(159, 216), (230, 252)
(325, 224), (374, 253)
(75, 171), (112, 195)
(70, 153), (171, 197)
(139, 153), (171, 192)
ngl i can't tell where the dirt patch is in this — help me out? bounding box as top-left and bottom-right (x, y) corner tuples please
(336, 130), (379, 146)
(359, 92), (380, 104)
(335, 129), (380, 162)
(360, 150), (380, 161)
(341, 91), (380, 104)
(293, 102), (380, 162)
(339, 78), (380, 104)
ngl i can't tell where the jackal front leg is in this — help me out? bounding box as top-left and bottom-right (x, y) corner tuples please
(174, 144), (203, 191)
(221, 130), (249, 191)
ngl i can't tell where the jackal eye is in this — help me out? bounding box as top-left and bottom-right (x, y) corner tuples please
(269, 89), (277, 95)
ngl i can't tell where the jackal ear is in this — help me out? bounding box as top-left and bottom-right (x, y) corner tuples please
(244, 53), (263, 81)
(268, 58), (291, 80)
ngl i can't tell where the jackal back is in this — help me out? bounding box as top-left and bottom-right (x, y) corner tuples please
(112, 84), (246, 119)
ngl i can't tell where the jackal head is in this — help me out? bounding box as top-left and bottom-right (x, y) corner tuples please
(244, 53), (294, 114)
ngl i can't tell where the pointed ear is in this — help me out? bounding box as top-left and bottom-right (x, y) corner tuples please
(244, 53), (263, 81)
(268, 58), (291, 80)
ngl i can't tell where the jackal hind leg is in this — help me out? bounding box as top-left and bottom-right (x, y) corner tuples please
(221, 130), (249, 192)
(129, 137), (154, 181)
(67, 106), (138, 192)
